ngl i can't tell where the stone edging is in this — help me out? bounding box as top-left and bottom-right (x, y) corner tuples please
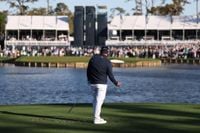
(14, 60), (162, 68)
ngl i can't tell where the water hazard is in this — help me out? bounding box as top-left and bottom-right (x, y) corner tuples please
(0, 64), (200, 105)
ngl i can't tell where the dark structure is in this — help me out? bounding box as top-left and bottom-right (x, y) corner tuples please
(73, 6), (107, 47)
(0, 34), (4, 49)
(85, 6), (96, 46)
(74, 6), (84, 46)
(97, 13), (107, 46)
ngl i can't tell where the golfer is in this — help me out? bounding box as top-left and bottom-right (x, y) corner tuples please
(87, 46), (121, 124)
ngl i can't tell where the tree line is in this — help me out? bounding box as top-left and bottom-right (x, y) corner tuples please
(111, 0), (191, 17)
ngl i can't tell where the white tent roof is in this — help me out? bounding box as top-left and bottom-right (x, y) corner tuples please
(108, 15), (200, 30)
(6, 15), (69, 30)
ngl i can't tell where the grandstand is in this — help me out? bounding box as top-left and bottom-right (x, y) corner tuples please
(4, 15), (200, 48)
(107, 15), (200, 46)
(5, 15), (70, 48)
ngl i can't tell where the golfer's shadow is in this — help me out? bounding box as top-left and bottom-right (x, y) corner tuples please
(0, 111), (91, 124)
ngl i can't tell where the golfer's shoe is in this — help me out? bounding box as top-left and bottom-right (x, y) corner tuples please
(94, 118), (107, 124)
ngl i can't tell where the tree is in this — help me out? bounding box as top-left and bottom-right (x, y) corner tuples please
(149, 0), (190, 16)
(110, 7), (126, 19)
(0, 11), (7, 33)
(125, 0), (189, 16)
(126, 0), (160, 15)
(0, 0), (38, 15)
(55, 3), (73, 35)
(27, 8), (47, 15)
(54, 2), (71, 15)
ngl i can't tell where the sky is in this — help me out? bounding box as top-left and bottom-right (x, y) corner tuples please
(0, 0), (198, 15)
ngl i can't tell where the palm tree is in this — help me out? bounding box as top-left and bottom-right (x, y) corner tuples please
(110, 7), (126, 40)
(0, 0), (38, 15)
(196, 0), (199, 24)
(148, 0), (190, 16)
(47, 0), (49, 15)
(110, 7), (126, 19)
(125, 0), (164, 15)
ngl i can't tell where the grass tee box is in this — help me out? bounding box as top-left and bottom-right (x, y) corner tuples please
(0, 103), (200, 133)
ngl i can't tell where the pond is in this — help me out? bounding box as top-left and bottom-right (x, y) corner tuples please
(0, 64), (200, 105)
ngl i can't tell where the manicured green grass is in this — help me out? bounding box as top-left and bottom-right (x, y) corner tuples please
(15, 56), (91, 63)
(15, 56), (160, 63)
(0, 103), (200, 133)
(0, 57), (14, 62)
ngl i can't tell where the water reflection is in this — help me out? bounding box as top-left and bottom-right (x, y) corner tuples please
(0, 64), (200, 105)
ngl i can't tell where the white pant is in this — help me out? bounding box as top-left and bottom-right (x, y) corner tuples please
(90, 84), (107, 119)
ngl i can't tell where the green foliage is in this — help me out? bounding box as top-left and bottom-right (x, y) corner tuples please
(0, 57), (8, 61)
(149, 0), (190, 15)
(15, 56), (159, 64)
(110, 7), (127, 19)
(27, 7), (47, 15)
(54, 2), (70, 15)
(125, 0), (190, 16)
(1, 0), (38, 15)
(0, 11), (7, 33)
(15, 56), (91, 63)
(0, 57), (14, 62)
(54, 2), (74, 34)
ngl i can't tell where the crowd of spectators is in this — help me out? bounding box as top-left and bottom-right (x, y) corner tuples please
(0, 43), (200, 59)
(6, 34), (69, 42)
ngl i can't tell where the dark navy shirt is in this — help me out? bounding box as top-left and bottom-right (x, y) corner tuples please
(87, 54), (118, 85)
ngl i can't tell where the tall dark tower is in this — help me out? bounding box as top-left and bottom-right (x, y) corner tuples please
(74, 6), (84, 46)
(97, 12), (107, 46)
(85, 6), (96, 46)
